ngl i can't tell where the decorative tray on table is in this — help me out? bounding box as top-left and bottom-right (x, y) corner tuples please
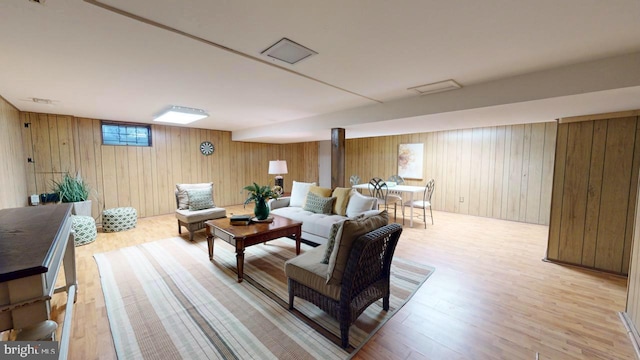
(251, 216), (274, 223)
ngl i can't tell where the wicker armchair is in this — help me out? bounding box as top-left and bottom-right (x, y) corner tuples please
(286, 223), (402, 348)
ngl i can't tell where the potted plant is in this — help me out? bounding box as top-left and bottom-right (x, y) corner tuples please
(52, 172), (92, 217)
(243, 182), (279, 220)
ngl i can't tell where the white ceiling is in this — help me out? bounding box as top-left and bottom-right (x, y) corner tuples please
(1, 0), (639, 143)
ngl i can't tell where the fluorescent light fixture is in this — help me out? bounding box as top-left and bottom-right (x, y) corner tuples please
(408, 79), (462, 96)
(153, 106), (209, 124)
(261, 38), (317, 65)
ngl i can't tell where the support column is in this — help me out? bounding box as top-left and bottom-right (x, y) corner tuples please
(331, 128), (345, 188)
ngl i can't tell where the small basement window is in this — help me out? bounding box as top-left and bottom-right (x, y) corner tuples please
(101, 122), (152, 146)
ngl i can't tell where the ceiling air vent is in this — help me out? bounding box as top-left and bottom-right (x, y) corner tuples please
(408, 79), (462, 96)
(261, 38), (317, 65)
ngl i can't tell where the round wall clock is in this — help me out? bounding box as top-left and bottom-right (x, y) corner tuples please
(200, 141), (215, 155)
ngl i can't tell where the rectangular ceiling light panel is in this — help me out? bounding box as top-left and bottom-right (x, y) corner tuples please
(153, 106), (209, 124)
(408, 79), (462, 95)
(261, 38), (317, 65)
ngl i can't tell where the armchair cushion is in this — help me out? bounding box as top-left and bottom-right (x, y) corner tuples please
(176, 183), (213, 210)
(284, 245), (341, 300)
(175, 207), (226, 223)
(321, 222), (342, 264)
(187, 188), (214, 211)
(326, 210), (388, 285)
(290, 181), (316, 207)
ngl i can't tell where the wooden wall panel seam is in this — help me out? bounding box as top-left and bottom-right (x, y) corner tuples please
(623, 119), (640, 273)
(578, 122), (596, 266)
(547, 123), (568, 260)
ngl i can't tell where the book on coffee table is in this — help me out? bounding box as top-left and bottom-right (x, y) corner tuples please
(229, 214), (252, 226)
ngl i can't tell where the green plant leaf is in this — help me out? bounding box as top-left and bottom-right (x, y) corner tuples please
(242, 182), (280, 207)
(51, 172), (90, 203)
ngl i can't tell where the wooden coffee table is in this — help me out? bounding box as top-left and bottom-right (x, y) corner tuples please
(205, 214), (302, 282)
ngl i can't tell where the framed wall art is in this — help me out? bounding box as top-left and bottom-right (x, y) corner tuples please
(398, 143), (424, 179)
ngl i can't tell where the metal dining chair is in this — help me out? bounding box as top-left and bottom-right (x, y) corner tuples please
(387, 174), (405, 185)
(350, 175), (361, 186)
(402, 179), (435, 228)
(368, 177), (402, 222)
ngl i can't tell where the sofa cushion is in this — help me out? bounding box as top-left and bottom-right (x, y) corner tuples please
(345, 190), (377, 218)
(331, 187), (352, 216)
(290, 181), (316, 207)
(326, 211), (389, 285)
(353, 209), (385, 219)
(284, 245), (341, 300)
(176, 183), (213, 210)
(308, 185), (333, 198)
(271, 207), (346, 239)
(303, 192), (335, 214)
(187, 188), (214, 211)
(175, 207), (226, 223)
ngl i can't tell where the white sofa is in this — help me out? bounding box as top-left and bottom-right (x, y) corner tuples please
(268, 181), (378, 245)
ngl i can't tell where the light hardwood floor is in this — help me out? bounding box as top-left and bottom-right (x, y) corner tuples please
(47, 206), (635, 359)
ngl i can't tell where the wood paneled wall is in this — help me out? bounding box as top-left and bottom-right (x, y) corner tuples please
(547, 111), (640, 275)
(346, 122), (557, 225)
(624, 168), (640, 350)
(20, 113), (318, 220)
(0, 97), (27, 209)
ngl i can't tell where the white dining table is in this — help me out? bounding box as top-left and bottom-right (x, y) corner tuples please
(352, 183), (426, 228)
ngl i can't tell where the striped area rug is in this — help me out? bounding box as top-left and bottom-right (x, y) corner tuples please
(95, 236), (434, 359)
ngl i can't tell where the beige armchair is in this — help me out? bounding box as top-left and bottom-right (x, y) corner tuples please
(175, 183), (226, 241)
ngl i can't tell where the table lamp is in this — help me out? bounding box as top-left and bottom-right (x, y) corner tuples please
(268, 160), (288, 194)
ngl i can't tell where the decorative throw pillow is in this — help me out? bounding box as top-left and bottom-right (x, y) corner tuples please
(321, 221), (344, 264)
(290, 181), (316, 207)
(176, 183), (213, 210)
(331, 187), (352, 216)
(345, 191), (376, 217)
(356, 209), (384, 219)
(187, 188), (214, 211)
(308, 185), (333, 198)
(326, 211), (389, 285)
(303, 192), (335, 214)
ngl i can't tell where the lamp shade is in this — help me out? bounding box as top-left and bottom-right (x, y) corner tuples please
(268, 160), (288, 175)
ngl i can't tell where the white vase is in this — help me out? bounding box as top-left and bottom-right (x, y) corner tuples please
(72, 200), (92, 217)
